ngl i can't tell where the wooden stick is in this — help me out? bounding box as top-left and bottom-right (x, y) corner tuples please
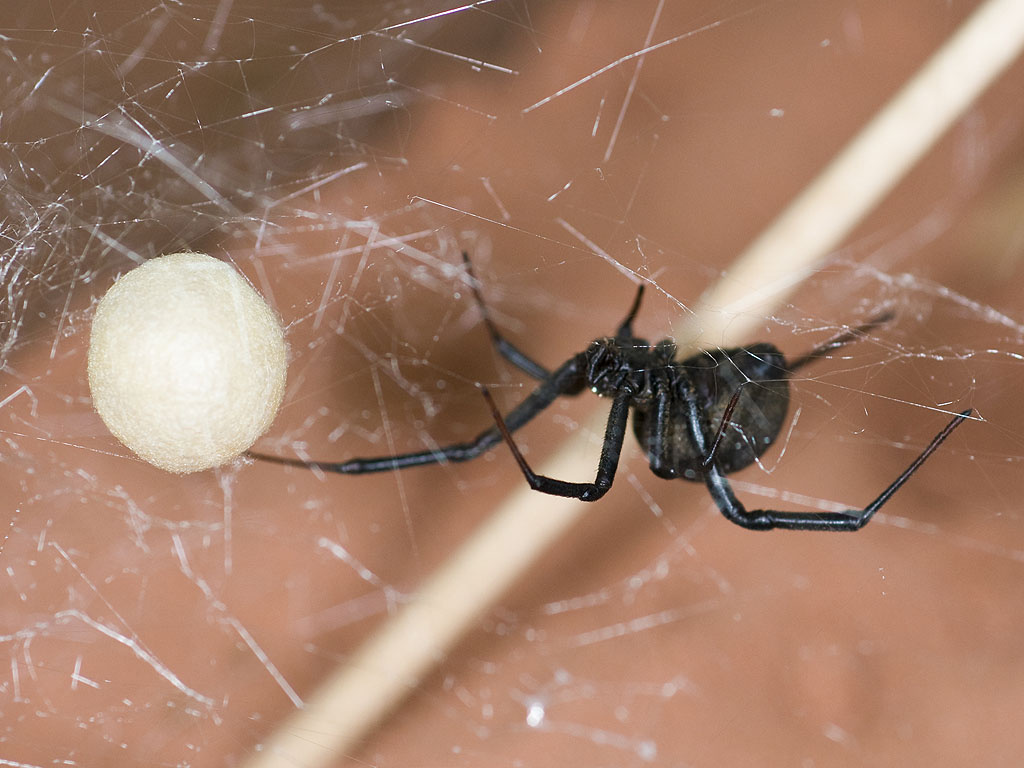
(681, 0), (1024, 346)
(246, 2), (1024, 764)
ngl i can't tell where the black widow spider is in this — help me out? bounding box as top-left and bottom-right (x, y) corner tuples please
(252, 254), (971, 531)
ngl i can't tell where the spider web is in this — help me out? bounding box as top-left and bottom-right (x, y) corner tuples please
(2, 1), (1024, 765)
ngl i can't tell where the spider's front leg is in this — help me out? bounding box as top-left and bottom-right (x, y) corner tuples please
(462, 252), (550, 381)
(251, 354), (589, 475)
(482, 389), (631, 502)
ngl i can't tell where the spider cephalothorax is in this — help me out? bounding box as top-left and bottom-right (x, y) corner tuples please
(583, 336), (676, 400)
(252, 253), (970, 532)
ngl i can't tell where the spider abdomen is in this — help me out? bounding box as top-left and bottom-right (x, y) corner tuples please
(631, 343), (791, 481)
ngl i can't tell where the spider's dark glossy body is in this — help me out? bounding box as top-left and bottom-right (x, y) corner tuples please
(577, 333), (789, 480)
(253, 254), (971, 531)
(630, 342), (789, 481)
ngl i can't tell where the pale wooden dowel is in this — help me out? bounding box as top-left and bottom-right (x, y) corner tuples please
(246, 2), (1024, 765)
(248, 452), (589, 768)
(683, 0), (1024, 347)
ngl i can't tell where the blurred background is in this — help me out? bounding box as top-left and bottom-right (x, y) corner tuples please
(2, 1), (1023, 765)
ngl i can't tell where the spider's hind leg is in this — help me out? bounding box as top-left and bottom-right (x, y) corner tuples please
(702, 408), (971, 531)
(462, 251), (550, 380)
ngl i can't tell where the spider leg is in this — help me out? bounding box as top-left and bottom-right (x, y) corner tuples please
(702, 383), (747, 470)
(699, 408), (972, 531)
(462, 251), (550, 380)
(615, 283), (646, 339)
(482, 389), (630, 502)
(644, 382), (749, 480)
(787, 311), (894, 372)
(251, 354), (588, 474)
(642, 388), (679, 479)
